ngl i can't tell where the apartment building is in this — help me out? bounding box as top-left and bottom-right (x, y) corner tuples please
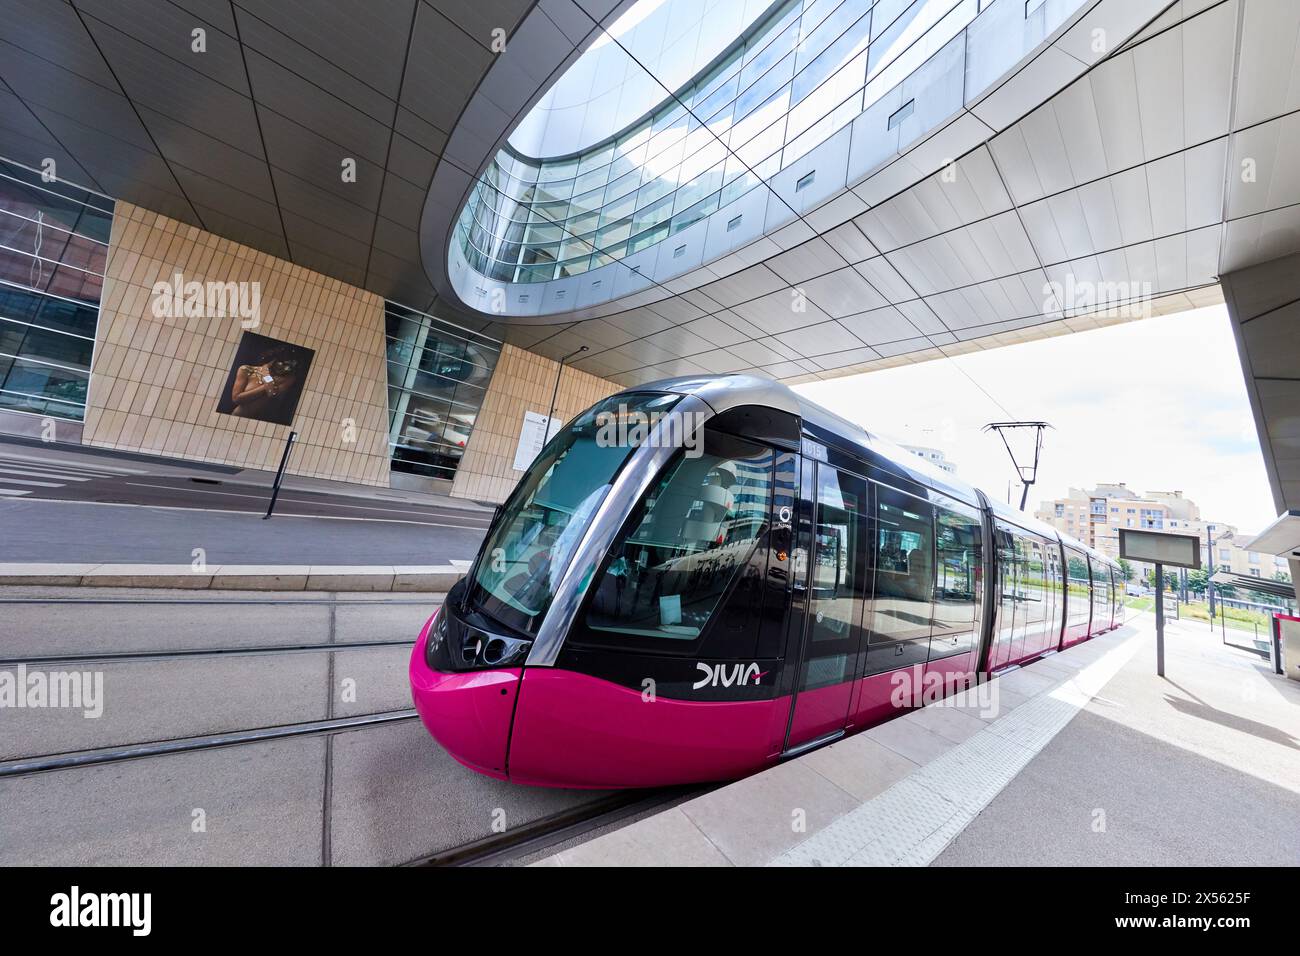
(1036, 485), (1289, 584)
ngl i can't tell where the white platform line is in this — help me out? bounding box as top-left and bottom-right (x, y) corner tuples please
(0, 460), (121, 479)
(0, 453), (145, 474)
(4, 495), (491, 530)
(121, 481), (492, 524)
(0, 488), (33, 496)
(0, 476), (62, 487)
(0, 465), (94, 481)
(770, 634), (1142, 867)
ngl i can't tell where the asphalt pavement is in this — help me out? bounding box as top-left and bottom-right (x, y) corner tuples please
(0, 438), (493, 565)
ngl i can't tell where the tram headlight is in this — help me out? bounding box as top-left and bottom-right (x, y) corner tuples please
(424, 606), (449, 668)
(425, 603), (531, 670)
(458, 631), (531, 669)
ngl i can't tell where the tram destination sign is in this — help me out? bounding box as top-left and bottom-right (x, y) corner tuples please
(1118, 528), (1201, 569)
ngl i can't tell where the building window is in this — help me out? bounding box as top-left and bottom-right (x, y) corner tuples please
(887, 99), (914, 130)
(795, 172), (815, 192)
(0, 158), (113, 423)
(383, 301), (501, 484)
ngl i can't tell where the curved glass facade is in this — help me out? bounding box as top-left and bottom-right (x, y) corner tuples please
(455, 0), (987, 287)
(509, 0), (775, 159)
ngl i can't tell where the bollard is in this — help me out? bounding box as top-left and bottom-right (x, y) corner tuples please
(263, 430), (298, 520)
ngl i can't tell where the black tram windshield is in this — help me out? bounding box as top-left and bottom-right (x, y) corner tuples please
(467, 392), (680, 637)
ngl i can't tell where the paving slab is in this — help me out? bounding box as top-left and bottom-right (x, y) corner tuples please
(796, 734), (920, 803)
(0, 596), (334, 658)
(548, 808), (730, 867)
(0, 653), (330, 760)
(0, 737), (326, 865)
(332, 645), (416, 718)
(327, 720), (610, 866)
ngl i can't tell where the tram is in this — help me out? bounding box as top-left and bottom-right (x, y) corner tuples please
(410, 375), (1122, 788)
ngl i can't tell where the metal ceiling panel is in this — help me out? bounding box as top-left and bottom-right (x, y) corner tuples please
(731, 287), (833, 335)
(837, 304), (920, 346)
(801, 265), (889, 317)
(821, 221), (877, 264)
(237, 0), (415, 99)
(1232, 0), (1300, 131)
(233, 12), (396, 123)
(75, 0), (251, 93)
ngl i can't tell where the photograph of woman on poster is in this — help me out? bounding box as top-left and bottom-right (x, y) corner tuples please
(215, 332), (314, 426)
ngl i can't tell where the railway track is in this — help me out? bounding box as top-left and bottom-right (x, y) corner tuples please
(0, 587), (630, 866)
(412, 787), (705, 867)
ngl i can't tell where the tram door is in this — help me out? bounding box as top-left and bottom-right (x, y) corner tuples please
(784, 459), (869, 752)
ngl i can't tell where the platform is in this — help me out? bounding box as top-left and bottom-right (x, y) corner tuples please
(542, 614), (1300, 866)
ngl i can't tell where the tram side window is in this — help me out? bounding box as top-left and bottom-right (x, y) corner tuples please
(583, 432), (775, 641)
(801, 465), (869, 689)
(1046, 542), (1063, 632)
(1066, 551), (1090, 630)
(867, 489), (934, 672)
(1022, 537), (1047, 645)
(995, 526), (1018, 655)
(930, 502), (981, 658)
(1091, 562), (1109, 624)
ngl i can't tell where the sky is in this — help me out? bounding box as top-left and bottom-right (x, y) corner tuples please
(794, 305), (1276, 535)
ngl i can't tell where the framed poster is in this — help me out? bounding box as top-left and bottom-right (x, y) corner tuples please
(215, 331), (314, 426)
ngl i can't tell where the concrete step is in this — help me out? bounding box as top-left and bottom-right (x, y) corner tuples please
(0, 563), (469, 591)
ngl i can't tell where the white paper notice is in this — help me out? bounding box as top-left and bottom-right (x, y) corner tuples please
(512, 411), (556, 472)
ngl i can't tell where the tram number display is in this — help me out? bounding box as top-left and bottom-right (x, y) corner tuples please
(801, 437), (828, 462)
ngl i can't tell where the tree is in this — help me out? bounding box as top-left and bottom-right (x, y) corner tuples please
(1185, 568), (1208, 597)
(1118, 558), (1135, 582)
